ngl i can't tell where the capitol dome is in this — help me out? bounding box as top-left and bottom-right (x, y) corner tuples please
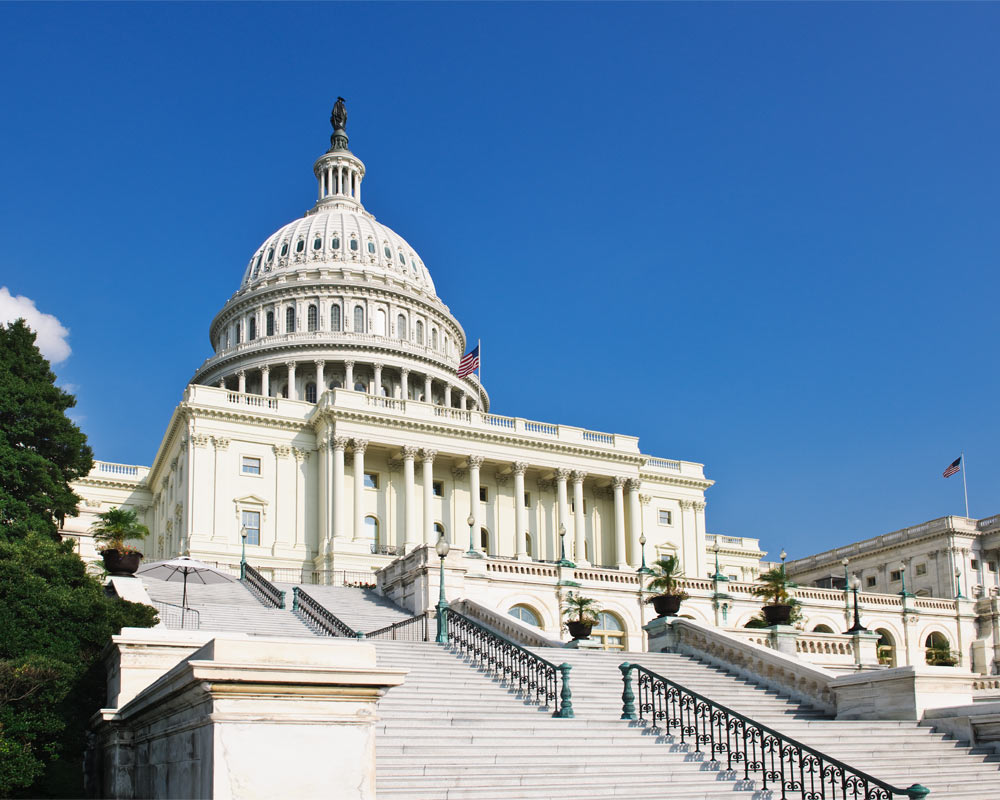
(191, 99), (487, 411)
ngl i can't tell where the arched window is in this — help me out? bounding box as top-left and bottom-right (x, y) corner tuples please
(305, 382), (317, 403)
(330, 305), (341, 332)
(374, 308), (386, 336)
(876, 629), (896, 667)
(354, 380), (367, 392)
(508, 605), (542, 628)
(296, 239), (305, 253)
(266, 311), (274, 336)
(367, 241), (375, 254)
(234, 322), (241, 344)
(248, 318), (256, 341)
(525, 533), (533, 558)
(592, 612), (626, 651)
(331, 236), (340, 250)
(399, 252), (406, 265)
(364, 515), (379, 545)
(285, 307), (296, 333)
(434, 522), (445, 541)
(415, 320), (424, 345)
(480, 528), (490, 555)
(353, 305), (365, 332)
(925, 632), (954, 665)
(280, 242), (288, 257)
(384, 245), (392, 258)
(350, 237), (358, 252)
(266, 247), (274, 264)
(313, 236), (322, 251)
(329, 379), (342, 390)
(396, 314), (407, 340)
(812, 624), (834, 633)
(431, 328), (438, 349)
(307, 305), (318, 332)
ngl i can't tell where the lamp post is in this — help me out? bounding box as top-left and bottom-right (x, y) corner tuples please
(435, 532), (450, 644)
(712, 540), (726, 581)
(846, 575), (868, 633)
(900, 562), (912, 597)
(955, 567), (964, 599)
(465, 514), (481, 558)
(240, 525), (248, 580)
(841, 557), (849, 592)
(638, 533), (651, 575)
(779, 548), (787, 580)
(558, 523), (574, 568)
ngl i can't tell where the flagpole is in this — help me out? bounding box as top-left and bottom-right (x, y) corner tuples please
(962, 451), (969, 518)
(477, 338), (482, 407)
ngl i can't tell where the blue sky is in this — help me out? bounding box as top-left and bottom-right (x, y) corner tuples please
(1, 2), (997, 560)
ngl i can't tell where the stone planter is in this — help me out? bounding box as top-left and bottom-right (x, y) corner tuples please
(102, 549), (142, 577)
(651, 594), (683, 618)
(762, 603), (793, 626)
(566, 620), (594, 640)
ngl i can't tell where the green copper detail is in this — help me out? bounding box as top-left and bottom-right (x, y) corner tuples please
(619, 662), (636, 720)
(555, 663), (574, 718)
(904, 784), (930, 799)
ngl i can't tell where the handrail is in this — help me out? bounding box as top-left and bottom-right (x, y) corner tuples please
(243, 563), (286, 608)
(365, 614), (428, 641)
(151, 601), (200, 630)
(620, 662), (929, 799)
(446, 608), (574, 718)
(292, 588), (361, 638)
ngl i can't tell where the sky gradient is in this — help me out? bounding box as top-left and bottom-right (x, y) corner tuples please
(1, 2), (997, 560)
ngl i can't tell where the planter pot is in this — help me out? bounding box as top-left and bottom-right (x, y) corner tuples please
(102, 549), (142, 576)
(762, 603), (793, 626)
(567, 620), (594, 640)
(651, 594), (683, 618)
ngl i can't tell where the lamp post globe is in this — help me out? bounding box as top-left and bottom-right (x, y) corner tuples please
(846, 575), (868, 633)
(638, 532), (651, 574)
(841, 557), (849, 593)
(465, 513), (481, 558)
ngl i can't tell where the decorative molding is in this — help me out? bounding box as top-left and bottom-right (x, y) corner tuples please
(332, 436), (350, 452)
(293, 448), (311, 462)
(214, 437), (231, 451)
(352, 438), (368, 455)
(611, 476), (627, 490)
(420, 448), (437, 463)
(512, 461), (528, 476)
(273, 444), (292, 458)
(467, 455), (485, 469)
(451, 468), (467, 480)
(571, 470), (587, 484)
(554, 468), (571, 482)
(191, 433), (212, 448)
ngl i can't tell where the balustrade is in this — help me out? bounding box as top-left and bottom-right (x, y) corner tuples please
(292, 587), (360, 637)
(242, 564), (285, 608)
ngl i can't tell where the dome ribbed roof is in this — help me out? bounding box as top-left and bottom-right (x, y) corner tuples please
(240, 207), (436, 296)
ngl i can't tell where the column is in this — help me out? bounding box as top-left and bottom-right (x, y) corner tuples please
(373, 362), (383, 396)
(332, 437), (348, 539)
(460, 393), (467, 411)
(422, 449), (436, 545)
(315, 360), (325, 397)
(424, 375), (433, 403)
(469, 456), (484, 553)
(356, 174), (361, 204)
(325, 166), (332, 197)
(260, 365), (270, 397)
(401, 368), (410, 400)
(218, 378), (225, 389)
(402, 446), (418, 551)
(444, 384), (452, 407)
(555, 469), (570, 550)
(572, 471), (588, 565)
(237, 370), (246, 394)
(352, 439), (368, 541)
(513, 462), (528, 559)
(338, 166), (344, 195)
(627, 478), (642, 568)
(612, 476), (628, 569)
(286, 362), (297, 401)
(344, 360), (354, 391)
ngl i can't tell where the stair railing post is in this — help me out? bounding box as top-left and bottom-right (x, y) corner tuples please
(905, 785), (931, 799)
(555, 663), (574, 718)
(291, 586), (300, 612)
(279, 589), (286, 610)
(619, 662), (636, 720)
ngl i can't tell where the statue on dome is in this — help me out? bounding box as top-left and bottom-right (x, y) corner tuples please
(331, 97), (347, 131)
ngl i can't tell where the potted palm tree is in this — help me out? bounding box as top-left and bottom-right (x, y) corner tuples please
(91, 507), (150, 576)
(562, 591), (600, 640)
(646, 555), (689, 617)
(753, 566), (793, 626)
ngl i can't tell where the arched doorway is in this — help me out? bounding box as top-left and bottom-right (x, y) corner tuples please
(925, 631), (955, 665)
(875, 628), (896, 667)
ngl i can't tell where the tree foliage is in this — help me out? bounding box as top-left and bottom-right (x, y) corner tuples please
(90, 507), (150, 553)
(562, 591), (601, 625)
(646, 555), (688, 597)
(0, 320), (92, 539)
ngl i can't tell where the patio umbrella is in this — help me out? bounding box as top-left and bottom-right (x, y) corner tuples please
(137, 556), (236, 623)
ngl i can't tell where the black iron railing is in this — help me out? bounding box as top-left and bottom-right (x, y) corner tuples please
(447, 608), (574, 718)
(620, 663), (929, 799)
(292, 587), (361, 638)
(243, 564), (285, 608)
(365, 614), (429, 641)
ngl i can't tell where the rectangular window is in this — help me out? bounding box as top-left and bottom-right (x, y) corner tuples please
(364, 472), (379, 490)
(432, 480), (444, 497)
(866, 576), (877, 588)
(241, 510), (260, 546)
(658, 510), (672, 525)
(728, 574), (738, 582)
(971, 559), (980, 571)
(241, 456), (261, 475)
(915, 563), (927, 576)
(523, 491), (531, 508)
(479, 486), (488, 502)
(990, 562), (997, 573)
(890, 570), (901, 582)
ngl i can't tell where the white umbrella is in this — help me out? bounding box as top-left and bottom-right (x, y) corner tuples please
(137, 557), (236, 623)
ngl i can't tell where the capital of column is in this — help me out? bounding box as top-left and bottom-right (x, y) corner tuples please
(373, 361), (384, 370)
(679, 499), (695, 510)
(639, 494), (652, 505)
(286, 361), (296, 369)
(272, 444), (291, 458)
(512, 461), (529, 476)
(468, 455), (485, 469)
(401, 368), (410, 377)
(611, 475), (627, 490)
(331, 436), (350, 452)
(344, 359), (355, 369)
(571, 470), (587, 485)
(237, 369), (246, 378)
(260, 364), (270, 374)
(625, 478), (641, 492)
(293, 448), (311, 462)
(421, 448), (437, 464)
(693, 501), (706, 512)
(352, 438), (368, 455)
(401, 446), (419, 461)
(554, 468), (571, 482)
(315, 359), (325, 368)
(214, 437), (230, 451)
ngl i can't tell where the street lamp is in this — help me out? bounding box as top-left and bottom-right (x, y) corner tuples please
(845, 575), (868, 634)
(638, 533), (651, 575)
(841, 557), (849, 591)
(435, 532), (451, 644)
(558, 523), (574, 568)
(240, 524), (248, 580)
(955, 567), (964, 599)
(712, 540), (726, 581)
(779, 549), (787, 580)
(465, 514), (481, 558)
(900, 562), (911, 597)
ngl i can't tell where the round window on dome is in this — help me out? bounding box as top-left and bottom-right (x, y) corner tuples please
(331, 237), (340, 250)
(280, 242), (288, 257)
(313, 237), (322, 251)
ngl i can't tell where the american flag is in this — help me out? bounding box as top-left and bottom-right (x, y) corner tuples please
(943, 457), (961, 478)
(457, 345), (480, 378)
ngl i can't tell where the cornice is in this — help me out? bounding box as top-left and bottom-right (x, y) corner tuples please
(74, 476), (154, 493)
(638, 470), (714, 491)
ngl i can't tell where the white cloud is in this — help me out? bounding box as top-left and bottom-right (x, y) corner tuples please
(0, 287), (72, 363)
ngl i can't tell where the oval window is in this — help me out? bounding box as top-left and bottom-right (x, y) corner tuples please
(384, 246), (391, 258)
(280, 242), (288, 257)
(313, 237), (322, 250)
(266, 248), (274, 262)
(351, 239), (359, 251)
(331, 237), (340, 250)
(399, 252), (406, 265)
(367, 241), (375, 254)
(296, 239), (305, 253)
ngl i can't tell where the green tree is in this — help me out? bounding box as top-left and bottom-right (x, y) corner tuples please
(0, 320), (92, 540)
(561, 592), (600, 625)
(90, 507), (150, 553)
(646, 555), (688, 598)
